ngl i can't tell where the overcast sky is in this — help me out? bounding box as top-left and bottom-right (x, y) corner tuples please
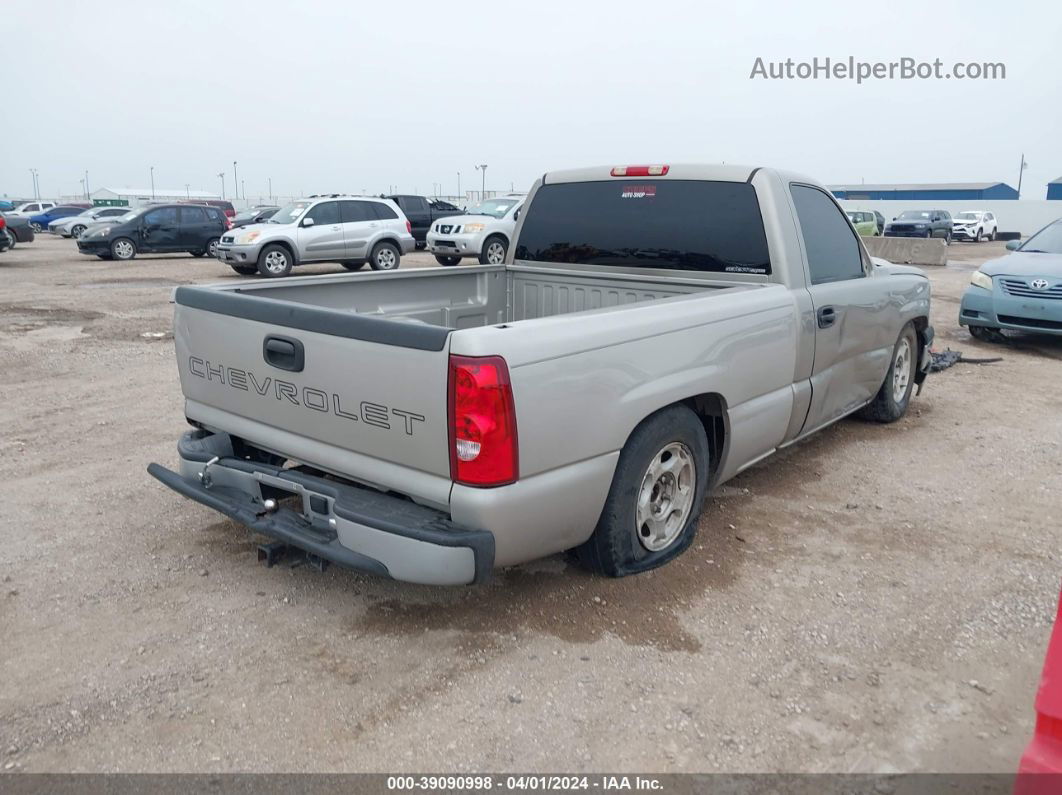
(5, 0), (1059, 202)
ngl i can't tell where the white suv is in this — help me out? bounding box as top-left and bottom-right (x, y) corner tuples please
(426, 195), (524, 266)
(952, 210), (998, 242)
(8, 201), (57, 217)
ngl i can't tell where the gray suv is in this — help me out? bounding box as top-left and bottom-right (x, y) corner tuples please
(216, 196), (416, 278)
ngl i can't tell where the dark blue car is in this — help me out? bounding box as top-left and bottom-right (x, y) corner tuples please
(28, 205), (90, 232)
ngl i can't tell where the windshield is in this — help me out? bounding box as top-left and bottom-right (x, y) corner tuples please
(269, 202), (309, 224)
(1018, 220), (1062, 254)
(466, 198), (520, 218)
(898, 211), (934, 220)
(956, 212), (981, 220)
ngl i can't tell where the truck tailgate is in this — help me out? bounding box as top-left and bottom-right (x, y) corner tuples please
(172, 287), (452, 505)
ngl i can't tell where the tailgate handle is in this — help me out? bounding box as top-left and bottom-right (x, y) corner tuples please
(263, 335), (304, 372)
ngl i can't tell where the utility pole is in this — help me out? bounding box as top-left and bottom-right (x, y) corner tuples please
(268, 177), (272, 204)
(29, 169), (39, 200)
(185, 184), (190, 199)
(85, 170), (90, 199)
(457, 171), (461, 199)
(233, 161), (239, 200)
(475, 164), (488, 201)
(241, 180), (245, 203)
(1017, 153), (1028, 199)
(150, 166), (155, 200)
(218, 172), (226, 200)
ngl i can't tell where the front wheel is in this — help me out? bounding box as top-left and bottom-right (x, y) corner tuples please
(71, 224), (87, 238)
(30, 222), (42, 233)
(257, 244), (293, 277)
(572, 405), (709, 577)
(989, 229), (996, 241)
(110, 237), (137, 260)
(435, 255), (461, 267)
(858, 324), (918, 423)
(479, 235), (508, 265)
(369, 241), (400, 271)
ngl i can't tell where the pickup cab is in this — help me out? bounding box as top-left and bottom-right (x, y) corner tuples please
(149, 164), (933, 586)
(385, 195), (463, 244)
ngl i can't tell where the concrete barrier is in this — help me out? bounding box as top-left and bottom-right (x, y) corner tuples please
(863, 236), (948, 266)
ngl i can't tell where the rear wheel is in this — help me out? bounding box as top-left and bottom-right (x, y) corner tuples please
(4, 229), (16, 249)
(205, 238), (220, 258)
(257, 244), (293, 277)
(858, 324), (917, 423)
(573, 405), (709, 577)
(369, 241), (400, 271)
(435, 255), (461, 266)
(110, 237), (136, 260)
(229, 264), (258, 276)
(341, 261), (365, 271)
(479, 235), (508, 265)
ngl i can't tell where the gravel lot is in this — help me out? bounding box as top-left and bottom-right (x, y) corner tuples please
(1, 235), (1059, 774)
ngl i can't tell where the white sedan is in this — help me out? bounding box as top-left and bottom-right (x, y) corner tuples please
(48, 206), (133, 238)
(952, 210), (998, 242)
(426, 195), (524, 266)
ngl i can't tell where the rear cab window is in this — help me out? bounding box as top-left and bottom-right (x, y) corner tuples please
(514, 180), (771, 274)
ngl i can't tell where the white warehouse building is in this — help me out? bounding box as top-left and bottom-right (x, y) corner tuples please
(90, 186), (221, 208)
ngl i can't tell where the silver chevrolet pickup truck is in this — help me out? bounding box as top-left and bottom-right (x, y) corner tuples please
(149, 164), (933, 586)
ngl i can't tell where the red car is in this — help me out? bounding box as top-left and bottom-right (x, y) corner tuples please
(1016, 587), (1062, 793)
(183, 199), (235, 218)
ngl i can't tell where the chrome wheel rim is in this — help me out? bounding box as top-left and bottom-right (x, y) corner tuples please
(264, 250), (287, 273)
(892, 338), (912, 403)
(31, 223), (41, 233)
(486, 241), (505, 264)
(636, 442), (696, 552)
(376, 248), (397, 269)
(113, 240), (134, 259)
(72, 225), (85, 238)
(207, 240), (218, 257)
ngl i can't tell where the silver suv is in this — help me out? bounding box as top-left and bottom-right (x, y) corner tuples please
(216, 195), (416, 278)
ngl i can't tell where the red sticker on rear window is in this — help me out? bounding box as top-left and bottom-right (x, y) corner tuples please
(620, 184), (656, 199)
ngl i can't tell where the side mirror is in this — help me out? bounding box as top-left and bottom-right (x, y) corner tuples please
(302, 217), (315, 227)
(513, 209), (520, 221)
(1006, 240), (1021, 251)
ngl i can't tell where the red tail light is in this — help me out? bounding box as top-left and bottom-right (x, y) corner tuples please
(611, 165), (669, 177)
(406, 220), (412, 235)
(225, 218), (233, 230)
(448, 355), (518, 487)
(0, 216), (6, 230)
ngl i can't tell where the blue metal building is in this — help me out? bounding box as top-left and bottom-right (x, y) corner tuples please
(829, 182), (1019, 201)
(1048, 178), (1062, 200)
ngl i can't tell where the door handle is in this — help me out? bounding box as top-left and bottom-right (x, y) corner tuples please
(816, 306), (837, 329)
(263, 335), (304, 372)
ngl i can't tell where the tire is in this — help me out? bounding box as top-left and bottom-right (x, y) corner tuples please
(970, 325), (1005, 343)
(974, 227), (983, 243)
(341, 261), (365, 271)
(30, 222), (42, 233)
(369, 241), (400, 271)
(71, 224), (86, 239)
(435, 255), (461, 267)
(858, 324), (918, 423)
(229, 264), (258, 276)
(257, 244), (293, 278)
(110, 237), (136, 260)
(989, 229), (996, 242)
(573, 405), (709, 577)
(205, 238), (220, 258)
(479, 235), (508, 265)
(4, 229), (16, 249)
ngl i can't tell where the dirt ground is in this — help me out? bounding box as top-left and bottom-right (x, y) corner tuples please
(1, 235), (1059, 774)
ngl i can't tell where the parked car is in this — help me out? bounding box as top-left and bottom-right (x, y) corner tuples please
(884, 210), (952, 240)
(845, 210), (879, 237)
(75, 203), (229, 260)
(27, 205), (90, 233)
(48, 206), (134, 238)
(0, 212), (35, 248)
(426, 195), (525, 265)
(0, 215), (7, 252)
(216, 195), (415, 277)
(873, 210), (886, 235)
(951, 210), (997, 242)
(183, 199), (236, 218)
(7, 200), (57, 217)
(230, 206), (279, 229)
(148, 163), (933, 586)
(1016, 588), (1062, 785)
(960, 218), (1062, 341)
(384, 194), (463, 244)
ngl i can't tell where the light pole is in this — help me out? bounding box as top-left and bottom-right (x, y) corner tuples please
(233, 161), (238, 200)
(218, 172), (226, 200)
(85, 170), (90, 199)
(185, 184), (190, 199)
(475, 164), (488, 201)
(150, 166), (155, 200)
(29, 168), (39, 200)
(457, 171), (461, 199)
(241, 180), (245, 202)
(1017, 153), (1028, 199)
(268, 177), (272, 204)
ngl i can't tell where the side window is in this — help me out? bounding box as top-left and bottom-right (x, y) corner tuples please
(340, 201), (375, 223)
(791, 184), (865, 285)
(180, 206), (208, 224)
(370, 202), (399, 220)
(25, 204), (39, 212)
(304, 201), (339, 225)
(103, 208), (124, 217)
(144, 207), (178, 225)
(205, 208), (223, 223)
